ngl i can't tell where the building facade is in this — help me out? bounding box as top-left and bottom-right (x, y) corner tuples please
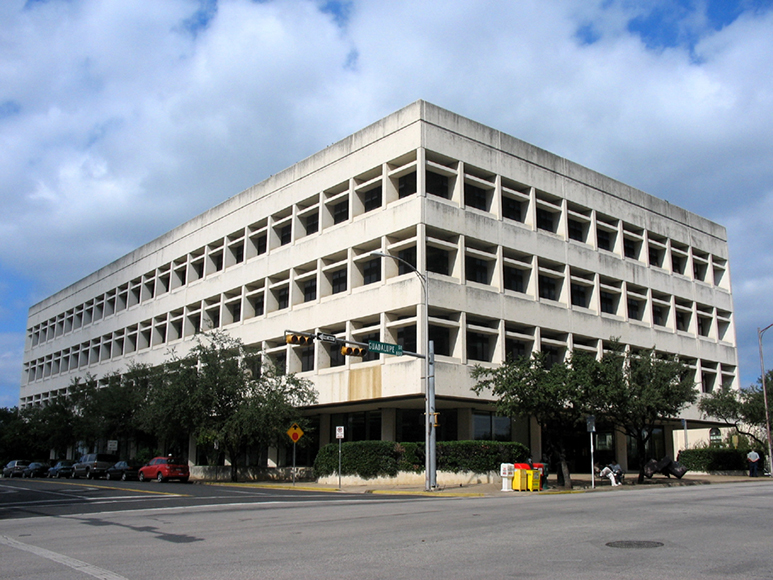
(21, 101), (738, 470)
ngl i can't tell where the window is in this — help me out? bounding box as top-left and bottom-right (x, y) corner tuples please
(232, 244), (244, 264)
(397, 325), (417, 353)
(280, 225), (291, 246)
(597, 230), (611, 251)
(504, 267), (524, 293)
(304, 280), (317, 302)
(426, 172), (449, 199)
(429, 325), (450, 356)
(272, 353), (286, 375)
(467, 332), (491, 362)
(571, 284), (588, 308)
(301, 347), (314, 372)
(329, 344), (345, 367)
(363, 259), (381, 285)
(539, 275), (557, 301)
(398, 247), (417, 274)
(305, 212), (318, 235)
(624, 238), (638, 259)
(627, 298), (641, 321)
(251, 294), (264, 316)
(676, 311), (689, 332)
(568, 219), (585, 242)
(277, 287), (289, 310)
(506, 339), (528, 360)
(465, 184), (487, 210)
(465, 257), (489, 284)
(363, 186), (382, 212)
(398, 172), (417, 199)
(256, 235), (267, 255)
(427, 247), (449, 276)
(473, 412), (511, 441)
(334, 200), (348, 224)
(502, 197), (522, 222)
(653, 305), (666, 327)
(332, 269), (347, 294)
(536, 209), (554, 232)
(600, 291), (617, 314)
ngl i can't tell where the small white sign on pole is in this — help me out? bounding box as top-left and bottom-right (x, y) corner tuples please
(336, 426), (344, 490)
(336, 426), (345, 439)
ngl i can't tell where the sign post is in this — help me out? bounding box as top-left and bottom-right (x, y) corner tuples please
(587, 415), (596, 489)
(286, 423), (304, 486)
(336, 426), (345, 490)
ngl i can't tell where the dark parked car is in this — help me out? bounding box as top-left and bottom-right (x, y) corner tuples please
(138, 456), (190, 483)
(72, 453), (118, 479)
(106, 460), (143, 481)
(48, 460), (76, 478)
(22, 462), (49, 478)
(2, 460), (31, 478)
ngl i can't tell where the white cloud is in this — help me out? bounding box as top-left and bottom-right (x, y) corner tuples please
(1, 0), (773, 404)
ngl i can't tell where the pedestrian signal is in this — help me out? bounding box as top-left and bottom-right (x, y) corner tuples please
(341, 345), (368, 357)
(285, 333), (314, 346)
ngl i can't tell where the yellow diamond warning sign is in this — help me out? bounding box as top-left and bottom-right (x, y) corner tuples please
(287, 423), (304, 443)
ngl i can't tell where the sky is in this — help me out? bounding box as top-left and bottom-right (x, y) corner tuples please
(2, 0), (773, 407)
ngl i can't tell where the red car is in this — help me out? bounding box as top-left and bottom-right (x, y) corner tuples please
(138, 456), (190, 483)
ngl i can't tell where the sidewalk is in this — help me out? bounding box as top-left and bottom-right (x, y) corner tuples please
(204, 472), (771, 497)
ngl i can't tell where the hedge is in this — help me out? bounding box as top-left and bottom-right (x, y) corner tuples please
(313, 440), (530, 479)
(677, 447), (764, 472)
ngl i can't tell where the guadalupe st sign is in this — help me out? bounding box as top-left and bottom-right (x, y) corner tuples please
(368, 340), (403, 356)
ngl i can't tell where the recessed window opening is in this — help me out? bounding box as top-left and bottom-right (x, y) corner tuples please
(398, 247), (417, 274)
(427, 247), (450, 276)
(331, 269), (347, 294)
(398, 172), (417, 199)
(305, 212), (319, 235)
(504, 267), (525, 293)
(465, 257), (490, 284)
(334, 200), (349, 224)
(426, 172), (449, 199)
(465, 183), (488, 210)
(536, 209), (556, 233)
(363, 259), (381, 285)
(429, 325), (451, 356)
(363, 186), (382, 212)
(571, 284), (589, 308)
(304, 280), (317, 302)
(539, 275), (558, 301)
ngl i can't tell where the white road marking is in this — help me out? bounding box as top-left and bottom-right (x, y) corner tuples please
(0, 535), (129, 580)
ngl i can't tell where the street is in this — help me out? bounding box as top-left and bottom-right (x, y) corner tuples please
(1, 478), (772, 579)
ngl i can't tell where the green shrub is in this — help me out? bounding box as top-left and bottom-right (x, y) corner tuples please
(677, 447), (764, 471)
(313, 440), (530, 479)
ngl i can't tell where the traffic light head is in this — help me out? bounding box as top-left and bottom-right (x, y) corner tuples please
(340, 345), (368, 357)
(286, 333), (314, 346)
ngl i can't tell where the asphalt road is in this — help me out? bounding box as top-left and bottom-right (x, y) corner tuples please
(1, 478), (772, 579)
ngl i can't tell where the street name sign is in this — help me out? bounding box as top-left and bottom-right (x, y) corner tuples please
(368, 340), (403, 356)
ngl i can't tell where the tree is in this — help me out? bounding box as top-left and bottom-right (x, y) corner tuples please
(161, 331), (318, 482)
(597, 345), (697, 483)
(472, 350), (599, 489)
(698, 369), (772, 448)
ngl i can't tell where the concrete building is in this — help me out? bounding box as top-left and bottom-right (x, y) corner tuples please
(21, 101), (737, 471)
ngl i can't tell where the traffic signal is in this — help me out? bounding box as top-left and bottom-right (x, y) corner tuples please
(340, 345), (368, 357)
(286, 333), (314, 346)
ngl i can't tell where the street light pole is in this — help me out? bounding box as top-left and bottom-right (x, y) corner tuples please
(371, 251), (437, 490)
(757, 323), (773, 476)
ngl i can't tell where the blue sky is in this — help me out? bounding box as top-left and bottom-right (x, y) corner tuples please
(2, 0), (773, 407)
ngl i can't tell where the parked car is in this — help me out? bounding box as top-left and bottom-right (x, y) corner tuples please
(2, 460), (31, 478)
(72, 453), (118, 479)
(22, 462), (49, 478)
(106, 460), (143, 481)
(48, 460), (76, 478)
(138, 456), (190, 483)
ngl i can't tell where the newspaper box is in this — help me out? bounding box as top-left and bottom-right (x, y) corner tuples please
(526, 469), (541, 491)
(500, 463), (514, 492)
(512, 463), (531, 491)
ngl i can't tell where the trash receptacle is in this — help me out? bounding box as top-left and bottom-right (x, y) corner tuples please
(500, 463), (514, 492)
